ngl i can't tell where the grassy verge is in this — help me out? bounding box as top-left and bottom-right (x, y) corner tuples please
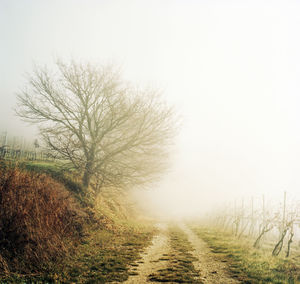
(191, 226), (300, 284)
(60, 225), (154, 283)
(20, 161), (91, 205)
(0, 160), (155, 283)
(148, 226), (200, 283)
(0, 225), (154, 283)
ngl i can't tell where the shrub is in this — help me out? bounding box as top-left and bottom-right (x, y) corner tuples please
(0, 165), (86, 273)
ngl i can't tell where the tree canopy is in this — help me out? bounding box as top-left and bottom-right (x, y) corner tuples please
(16, 60), (177, 194)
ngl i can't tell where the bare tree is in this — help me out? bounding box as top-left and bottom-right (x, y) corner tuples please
(16, 60), (177, 194)
(285, 225), (294, 258)
(253, 217), (275, 248)
(272, 207), (298, 257)
(253, 211), (279, 249)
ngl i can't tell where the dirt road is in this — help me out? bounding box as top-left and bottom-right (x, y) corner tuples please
(124, 223), (170, 283)
(122, 223), (240, 283)
(180, 224), (240, 284)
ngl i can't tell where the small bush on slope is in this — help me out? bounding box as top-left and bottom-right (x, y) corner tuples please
(0, 165), (86, 274)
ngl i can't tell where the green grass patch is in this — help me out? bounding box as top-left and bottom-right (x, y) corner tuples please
(191, 226), (300, 284)
(148, 226), (201, 283)
(60, 226), (154, 283)
(19, 160), (95, 207)
(21, 161), (83, 193)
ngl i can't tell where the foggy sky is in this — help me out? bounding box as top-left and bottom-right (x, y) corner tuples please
(1, 0), (300, 217)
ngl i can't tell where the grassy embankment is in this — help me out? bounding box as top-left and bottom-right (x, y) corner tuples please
(148, 225), (200, 283)
(190, 225), (300, 284)
(0, 160), (155, 283)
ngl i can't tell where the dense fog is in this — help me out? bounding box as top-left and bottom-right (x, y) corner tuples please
(1, 0), (300, 218)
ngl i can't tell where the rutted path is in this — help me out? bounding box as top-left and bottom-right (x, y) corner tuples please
(180, 224), (240, 284)
(123, 223), (170, 283)
(120, 223), (240, 283)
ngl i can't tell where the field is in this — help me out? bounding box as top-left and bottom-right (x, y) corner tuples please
(0, 161), (299, 283)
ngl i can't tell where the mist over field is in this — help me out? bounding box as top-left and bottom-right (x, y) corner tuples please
(1, 0), (300, 218)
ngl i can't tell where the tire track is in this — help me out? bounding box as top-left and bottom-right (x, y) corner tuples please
(123, 223), (170, 283)
(180, 224), (240, 284)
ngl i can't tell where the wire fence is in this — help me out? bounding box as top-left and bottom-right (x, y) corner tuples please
(0, 131), (53, 161)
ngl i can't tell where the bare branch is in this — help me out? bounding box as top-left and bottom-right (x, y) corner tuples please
(16, 60), (178, 194)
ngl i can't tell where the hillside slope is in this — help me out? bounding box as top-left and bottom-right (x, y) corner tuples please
(0, 161), (155, 283)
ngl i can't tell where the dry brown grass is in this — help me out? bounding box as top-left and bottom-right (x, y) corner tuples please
(0, 164), (86, 273)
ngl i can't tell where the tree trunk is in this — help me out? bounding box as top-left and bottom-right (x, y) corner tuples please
(82, 148), (95, 188)
(254, 230), (265, 248)
(253, 225), (273, 248)
(82, 160), (93, 188)
(238, 221), (249, 239)
(272, 229), (288, 256)
(286, 231), (294, 258)
(82, 170), (91, 188)
(234, 219), (240, 237)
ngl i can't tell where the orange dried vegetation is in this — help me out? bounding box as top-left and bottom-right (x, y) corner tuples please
(0, 165), (85, 273)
